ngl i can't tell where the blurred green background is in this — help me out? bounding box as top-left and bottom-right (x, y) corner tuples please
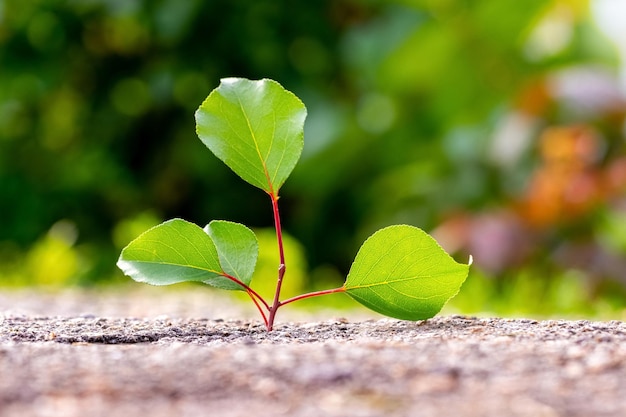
(2, 0), (626, 318)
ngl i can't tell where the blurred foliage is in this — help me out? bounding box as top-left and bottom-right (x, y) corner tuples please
(1, 0), (626, 317)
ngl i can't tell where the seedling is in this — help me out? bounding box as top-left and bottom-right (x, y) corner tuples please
(117, 78), (471, 331)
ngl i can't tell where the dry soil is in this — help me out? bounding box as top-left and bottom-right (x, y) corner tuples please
(1, 288), (626, 417)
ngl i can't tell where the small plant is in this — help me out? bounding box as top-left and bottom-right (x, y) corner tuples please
(117, 78), (471, 331)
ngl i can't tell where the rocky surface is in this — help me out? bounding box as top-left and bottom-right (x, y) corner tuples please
(1, 288), (626, 417)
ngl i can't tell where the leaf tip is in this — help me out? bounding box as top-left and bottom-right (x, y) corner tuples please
(220, 77), (240, 85)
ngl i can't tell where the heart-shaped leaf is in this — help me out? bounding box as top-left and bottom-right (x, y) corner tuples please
(204, 220), (258, 290)
(344, 225), (470, 321)
(195, 77), (306, 195)
(117, 218), (256, 291)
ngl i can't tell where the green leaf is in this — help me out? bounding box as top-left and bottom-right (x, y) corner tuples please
(344, 225), (470, 321)
(195, 77), (306, 195)
(117, 218), (250, 291)
(117, 219), (258, 290)
(204, 220), (258, 290)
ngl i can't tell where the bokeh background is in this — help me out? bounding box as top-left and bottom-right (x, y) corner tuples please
(2, 0), (626, 318)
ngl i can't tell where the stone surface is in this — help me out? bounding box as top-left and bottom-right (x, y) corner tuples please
(1, 289), (626, 417)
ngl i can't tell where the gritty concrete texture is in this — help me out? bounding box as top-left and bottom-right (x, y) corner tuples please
(1, 288), (626, 417)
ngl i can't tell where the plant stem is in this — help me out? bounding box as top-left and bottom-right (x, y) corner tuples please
(222, 272), (270, 328)
(267, 192), (286, 331)
(279, 286), (346, 307)
(247, 289), (269, 328)
(222, 272), (270, 311)
(263, 193), (345, 330)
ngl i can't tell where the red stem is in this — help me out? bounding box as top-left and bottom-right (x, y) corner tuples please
(247, 289), (269, 328)
(279, 286), (346, 307)
(221, 272), (270, 311)
(267, 192), (286, 331)
(261, 192), (346, 330)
